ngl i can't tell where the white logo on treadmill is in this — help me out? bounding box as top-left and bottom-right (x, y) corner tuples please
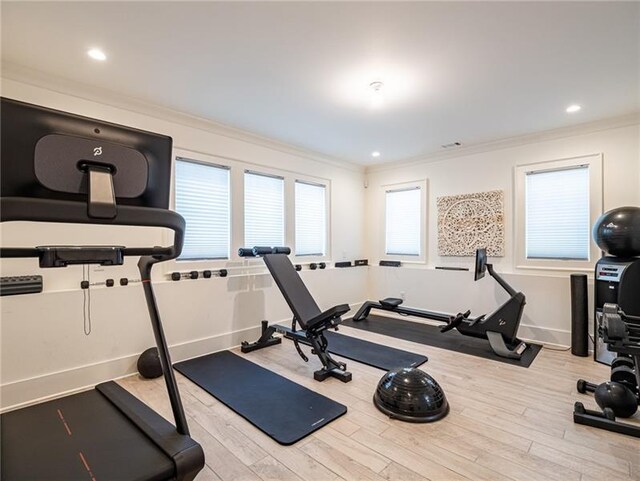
(93, 147), (102, 156)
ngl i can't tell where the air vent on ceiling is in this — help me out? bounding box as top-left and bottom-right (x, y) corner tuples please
(441, 142), (462, 149)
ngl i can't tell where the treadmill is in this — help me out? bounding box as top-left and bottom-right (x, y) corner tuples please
(0, 98), (205, 481)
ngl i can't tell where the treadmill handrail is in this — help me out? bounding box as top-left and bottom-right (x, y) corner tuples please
(0, 196), (191, 436)
(0, 197), (185, 259)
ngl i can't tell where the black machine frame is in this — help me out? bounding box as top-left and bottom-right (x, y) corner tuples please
(1, 98), (204, 481)
(353, 248), (529, 360)
(574, 303), (640, 438)
(239, 247), (352, 382)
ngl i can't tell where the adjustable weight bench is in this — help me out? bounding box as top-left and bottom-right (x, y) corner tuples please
(240, 247), (352, 382)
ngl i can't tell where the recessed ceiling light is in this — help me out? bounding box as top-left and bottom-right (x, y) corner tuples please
(372, 151), (381, 158)
(566, 104), (581, 113)
(87, 48), (107, 61)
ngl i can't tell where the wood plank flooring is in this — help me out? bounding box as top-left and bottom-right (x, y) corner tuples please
(118, 326), (640, 481)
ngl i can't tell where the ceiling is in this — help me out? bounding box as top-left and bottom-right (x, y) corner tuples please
(2, 2), (639, 165)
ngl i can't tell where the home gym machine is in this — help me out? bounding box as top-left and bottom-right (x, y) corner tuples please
(572, 206), (640, 438)
(239, 246), (352, 382)
(574, 303), (640, 438)
(0, 98), (204, 480)
(353, 248), (530, 360)
(591, 206), (640, 365)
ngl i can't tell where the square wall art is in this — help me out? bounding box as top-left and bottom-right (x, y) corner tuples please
(437, 190), (505, 256)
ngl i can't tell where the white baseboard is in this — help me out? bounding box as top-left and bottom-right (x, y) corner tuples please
(2, 300), (568, 410)
(1, 301), (365, 411)
(0, 323), (263, 411)
(345, 309), (572, 348)
(518, 323), (570, 347)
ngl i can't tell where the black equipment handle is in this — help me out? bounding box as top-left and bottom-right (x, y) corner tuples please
(0, 198), (185, 259)
(441, 310), (471, 333)
(238, 246), (291, 257)
(0, 196), (190, 436)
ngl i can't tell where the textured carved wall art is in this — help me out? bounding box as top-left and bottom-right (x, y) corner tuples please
(437, 190), (504, 256)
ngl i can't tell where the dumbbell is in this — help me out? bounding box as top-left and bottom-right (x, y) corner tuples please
(611, 365), (638, 393)
(611, 356), (634, 370)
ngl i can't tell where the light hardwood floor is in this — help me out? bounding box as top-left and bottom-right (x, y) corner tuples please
(119, 326), (640, 481)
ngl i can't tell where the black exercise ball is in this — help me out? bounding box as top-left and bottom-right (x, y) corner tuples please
(137, 347), (163, 379)
(594, 381), (638, 418)
(593, 206), (640, 258)
(373, 367), (449, 423)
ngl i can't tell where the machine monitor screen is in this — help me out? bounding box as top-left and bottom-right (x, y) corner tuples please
(474, 248), (487, 281)
(0, 97), (172, 209)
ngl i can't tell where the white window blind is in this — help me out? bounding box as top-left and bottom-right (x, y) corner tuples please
(385, 187), (421, 256)
(295, 181), (326, 256)
(525, 165), (590, 260)
(175, 158), (230, 260)
(244, 171), (284, 247)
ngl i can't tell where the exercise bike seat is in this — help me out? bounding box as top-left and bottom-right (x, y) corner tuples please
(380, 298), (403, 308)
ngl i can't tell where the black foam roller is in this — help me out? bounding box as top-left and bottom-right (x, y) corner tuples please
(570, 274), (589, 357)
(272, 246), (291, 255)
(238, 247), (256, 257)
(252, 246), (274, 256)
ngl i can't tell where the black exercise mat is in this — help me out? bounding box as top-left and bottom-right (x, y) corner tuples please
(324, 330), (428, 370)
(174, 351), (346, 445)
(342, 315), (542, 367)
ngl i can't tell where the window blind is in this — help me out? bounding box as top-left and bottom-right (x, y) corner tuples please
(244, 171), (284, 247)
(385, 187), (421, 256)
(295, 181), (326, 256)
(175, 159), (230, 260)
(525, 165), (590, 260)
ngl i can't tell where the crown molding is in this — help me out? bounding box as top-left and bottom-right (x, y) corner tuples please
(1, 62), (364, 173)
(3, 62), (637, 176)
(366, 111), (640, 174)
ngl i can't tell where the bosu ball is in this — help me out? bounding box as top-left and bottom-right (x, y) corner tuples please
(373, 367), (449, 423)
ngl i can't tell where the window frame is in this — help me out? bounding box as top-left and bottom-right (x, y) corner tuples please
(243, 169), (286, 249)
(381, 179), (427, 263)
(166, 150), (333, 272)
(162, 149), (237, 274)
(293, 179), (329, 259)
(514, 153), (603, 272)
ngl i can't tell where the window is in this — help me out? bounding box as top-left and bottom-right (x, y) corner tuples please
(526, 166), (590, 260)
(385, 187), (421, 256)
(515, 153), (603, 270)
(175, 158), (230, 260)
(244, 171), (284, 247)
(295, 181), (326, 256)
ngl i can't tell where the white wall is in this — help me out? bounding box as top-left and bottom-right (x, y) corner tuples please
(2, 75), (638, 410)
(0, 78), (367, 408)
(364, 121), (640, 347)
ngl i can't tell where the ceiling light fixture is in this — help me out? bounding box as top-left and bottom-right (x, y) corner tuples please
(369, 81), (384, 108)
(566, 104), (581, 113)
(87, 48), (107, 61)
(372, 151), (381, 158)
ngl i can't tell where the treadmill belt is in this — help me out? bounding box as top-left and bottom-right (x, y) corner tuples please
(1, 387), (173, 481)
(342, 315), (542, 367)
(324, 330), (428, 370)
(174, 351), (346, 445)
